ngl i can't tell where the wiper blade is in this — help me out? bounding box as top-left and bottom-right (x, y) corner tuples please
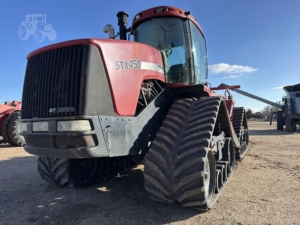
(151, 17), (167, 33)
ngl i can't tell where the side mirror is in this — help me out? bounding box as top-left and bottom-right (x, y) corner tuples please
(103, 24), (115, 39)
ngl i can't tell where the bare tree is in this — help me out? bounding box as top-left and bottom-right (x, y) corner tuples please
(260, 105), (278, 120)
(246, 108), (253, 119)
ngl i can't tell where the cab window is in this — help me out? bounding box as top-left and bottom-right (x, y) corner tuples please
(189, 22), (207, 83)
(134, 17), (191, 84)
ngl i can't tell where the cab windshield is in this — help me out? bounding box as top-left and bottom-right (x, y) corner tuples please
(134, 17), (191, 84)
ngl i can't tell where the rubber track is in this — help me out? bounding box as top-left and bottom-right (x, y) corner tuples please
(38, 157), (70, 185)
(232, 107), (249, 159)
(37, 156), (141, 187)
(144, 97), (233, 210)
(7, 111), (25, 146)
(1, 114), (14, 145)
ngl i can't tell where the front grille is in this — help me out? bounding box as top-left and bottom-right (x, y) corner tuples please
(21, 45), (88, 118)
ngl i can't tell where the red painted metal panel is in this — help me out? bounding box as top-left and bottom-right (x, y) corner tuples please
(131, 6), (204, 37)
(225, 99), (235, 120)
(97, 40), (165, 116)
(0, 102), (21, 127)
(28, 39), (165, 116)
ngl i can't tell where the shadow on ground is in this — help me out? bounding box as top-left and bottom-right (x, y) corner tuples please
(0, 155), (203, 225)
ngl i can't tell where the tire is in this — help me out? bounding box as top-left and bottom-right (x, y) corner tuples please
(18, 24), (30, 40)
(277, 111), (284, 130)
(144, 97), (229, 210)
(232, 107), (249, 159)
(47, 30), (57, 41)
(286, 117), (296, 132)
(1, 115), (14, 145)
(38, 157), (99, 187)
(7, 111), (26, 146)
(34, 30), (45, 43)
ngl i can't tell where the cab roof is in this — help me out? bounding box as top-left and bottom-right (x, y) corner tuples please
(131, 6), (204, 36)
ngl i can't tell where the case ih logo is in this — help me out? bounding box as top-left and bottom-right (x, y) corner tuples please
(18, 14), (57, 43)
(115, 59), (141, 70)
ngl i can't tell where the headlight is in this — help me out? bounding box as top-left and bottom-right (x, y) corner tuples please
(20, 123), (27, 132)
(57, 120), (91, 132)
(33, 122), (48, 132)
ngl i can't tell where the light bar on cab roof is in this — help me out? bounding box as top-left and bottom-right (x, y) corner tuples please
(155, 7), (164, 13)
(135, 14), (141, 20)
(168, 8), (182, 14)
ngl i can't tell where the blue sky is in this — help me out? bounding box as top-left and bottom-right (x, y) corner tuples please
(0, 0), (299, 112)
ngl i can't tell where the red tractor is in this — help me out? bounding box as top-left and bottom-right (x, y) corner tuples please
(0, 101), (25, 146)
(20, 6), (249, 210)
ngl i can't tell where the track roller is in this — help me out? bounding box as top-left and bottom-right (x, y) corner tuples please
(216, 161), (229, 179)
(222, 138), (235, 172)
(216, 164), (226, 183)
(215, 169), (222, 193)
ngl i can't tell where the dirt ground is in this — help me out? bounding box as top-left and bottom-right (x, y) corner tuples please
(0, 121), (299, 225)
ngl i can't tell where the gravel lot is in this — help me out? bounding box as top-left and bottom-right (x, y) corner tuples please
(0, 121), (299, 225)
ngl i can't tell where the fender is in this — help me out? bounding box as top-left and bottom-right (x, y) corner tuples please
(98, 40), (165, 116)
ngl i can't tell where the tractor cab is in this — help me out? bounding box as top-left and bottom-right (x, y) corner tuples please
(25, 14), (45, 23)
(131, 6), (208, 85)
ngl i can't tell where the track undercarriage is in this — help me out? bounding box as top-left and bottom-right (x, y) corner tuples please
(37, 96), (249, 210)
(38, 154), (145, 187)
(144, 97), (249, 210)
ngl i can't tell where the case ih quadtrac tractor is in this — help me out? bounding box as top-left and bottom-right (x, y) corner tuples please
(20, 6), (249, 210)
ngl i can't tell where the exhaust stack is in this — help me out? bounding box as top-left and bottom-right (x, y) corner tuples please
(116, 11), (128, 40)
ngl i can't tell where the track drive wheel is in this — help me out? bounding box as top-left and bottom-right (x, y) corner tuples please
(144, 97), (229, 210)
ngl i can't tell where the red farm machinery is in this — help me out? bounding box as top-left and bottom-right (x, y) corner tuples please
(0, 100), (25, 146)
(20, 6), (249, 210)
